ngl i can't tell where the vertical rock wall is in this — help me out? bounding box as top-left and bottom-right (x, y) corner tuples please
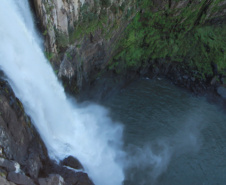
(33, 0), (84, 56)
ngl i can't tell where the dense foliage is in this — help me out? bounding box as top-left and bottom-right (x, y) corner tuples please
(64, 0), (226, 79)
(111, 0), (226, 78)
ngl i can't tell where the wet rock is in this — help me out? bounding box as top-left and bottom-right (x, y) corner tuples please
(25, 152), (42, 178)
(0, 78), (94, 185)
(0, 176), (16, 185)
(210, 76), (218, 85)
(71, 172), (95, 185)
(42, 161), (94, 185)
(139, 63), (151, 75)
(7, 172), (35, 185)
(0, 92), (31, 161)
(61, 156), (84, 170)
(152, 66), (160, 76)
(62, 170), (94, 185)
(38, 174), (65, 185)
(0, 168), (7, 178)
(217, 86), (226, 99)
(0, 79), (51, 180)
(0, 158), (20, 172)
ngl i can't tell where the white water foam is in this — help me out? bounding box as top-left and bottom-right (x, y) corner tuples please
(0, 1), (125, 185)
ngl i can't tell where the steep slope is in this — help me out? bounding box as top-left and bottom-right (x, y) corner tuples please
(0, 77), (94, 185)
(33, 0), (226, 97)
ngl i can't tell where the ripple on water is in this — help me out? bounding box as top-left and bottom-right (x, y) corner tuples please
(104, 78), (226, 185)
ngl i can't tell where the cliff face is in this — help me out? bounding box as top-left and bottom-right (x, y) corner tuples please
(33, 0), (83, 56)
(0, 77), (94, 184)
(0, 78), (48, 178)
(32, 0), (130, 93)
(32, 0), (226, 96)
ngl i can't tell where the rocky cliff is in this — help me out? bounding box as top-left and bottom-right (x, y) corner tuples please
(1, 1), (225, 184)
(32, 0), (128, 96)
(32, 0), (226, 99)
(0, 76), (94, 184)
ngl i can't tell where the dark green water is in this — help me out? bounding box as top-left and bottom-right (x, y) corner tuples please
(104, 78), (226, 185)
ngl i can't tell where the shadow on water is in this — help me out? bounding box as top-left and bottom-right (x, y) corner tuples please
(103, 78), (226, 185)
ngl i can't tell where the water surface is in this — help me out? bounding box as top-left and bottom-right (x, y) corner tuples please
(104, 78), (226, 185)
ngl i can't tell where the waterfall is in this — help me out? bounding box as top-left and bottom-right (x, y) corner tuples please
(0, 0), (125, 185)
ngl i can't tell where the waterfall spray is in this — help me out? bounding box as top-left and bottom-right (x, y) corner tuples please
(0, 0), (125, 184)
(0, 1), (206, 185)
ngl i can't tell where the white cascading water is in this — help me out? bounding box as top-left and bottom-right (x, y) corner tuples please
(0, 1), (204, 185)
(0, 0), (125, 185)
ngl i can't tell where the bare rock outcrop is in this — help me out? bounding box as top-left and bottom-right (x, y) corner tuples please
(33, 0), (85, 56)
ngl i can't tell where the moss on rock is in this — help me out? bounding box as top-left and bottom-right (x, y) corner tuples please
(109, 0), (226, 79)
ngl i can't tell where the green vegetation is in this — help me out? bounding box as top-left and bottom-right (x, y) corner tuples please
(110, 0), (226, 77)
(61, 0), (225, 80)
(69, 0), (127, 42)
(55, 30), (69, 49)
(69, 1), (104, 41)
(44, 52), (54, 61)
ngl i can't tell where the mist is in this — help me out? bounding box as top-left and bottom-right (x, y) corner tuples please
(0, 1), (208, 185)
(0, 1), (125, 185)
(123, 111), (204, 185)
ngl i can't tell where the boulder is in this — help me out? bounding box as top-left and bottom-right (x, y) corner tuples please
(7, 172), (35, 185)
(61, 170), (94, 185)
(0, 176), (16, 185)
(0, 158), (20, 172)
(61, 156), (84, 170)
(217, 86), (226, 99)
(41, 160), (94, 185)
(38, 174), (65, 185)
(70, 172), (95, 185)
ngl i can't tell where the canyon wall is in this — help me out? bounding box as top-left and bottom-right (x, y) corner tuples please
(32, 0), (226, 97)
